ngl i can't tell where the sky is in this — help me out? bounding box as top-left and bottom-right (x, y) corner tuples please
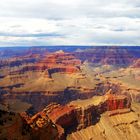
(0, 0), (140, 46)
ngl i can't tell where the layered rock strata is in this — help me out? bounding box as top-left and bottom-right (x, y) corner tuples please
(9, 51), (81, 77)
(44, 94), (131, 132)
(67, 109), (140, 140)
(0, 93), (132, 140)
(75, 47), (135, 66)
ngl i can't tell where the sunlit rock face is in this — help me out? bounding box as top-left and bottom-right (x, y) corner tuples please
(44, 103), (77, 130)
(66, 96), (139, 140)
(69, 94), (131, 130)
(67, 108), (140, 140)
(105, 93), (131, 111)
(39, 51), (81, 76)
(39, 94), (130, 134)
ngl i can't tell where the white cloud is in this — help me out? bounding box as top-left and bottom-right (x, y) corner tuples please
(0, 0), (139, 46)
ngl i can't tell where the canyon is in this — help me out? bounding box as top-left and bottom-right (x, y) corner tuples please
(0, 46), (140, 139)
(0, 91), (136, 140)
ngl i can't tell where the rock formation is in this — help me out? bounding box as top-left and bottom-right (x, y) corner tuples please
(69, 94), (131, 130)
(20, 111), (64, 140)
(6, 51), (81, 78)
(0, 90), (137, 140)
(38, 51), (81, 76)
(67, 108), (140, 140)
(44, 103), (77, 129)
(0, 108), (63, 140)
(75, 46), (135, 66)
(41, 93), (131, 134)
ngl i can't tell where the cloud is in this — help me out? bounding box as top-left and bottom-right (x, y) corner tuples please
(0, 32), (62, 38)
(0, 0), (139, 19)
(0, 0), (139, 46)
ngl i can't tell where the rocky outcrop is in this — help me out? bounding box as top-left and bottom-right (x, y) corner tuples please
(44, 103), (77, 129)
(20, 111), (63, 140)
(105, 93), (131, 111)
(39, 51), (81, 76)
(0, 108), (63, 140)
(69, 94), (131, 130)
(43, 94), (131, 132)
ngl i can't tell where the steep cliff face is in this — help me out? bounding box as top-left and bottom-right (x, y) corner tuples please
(67, 109), (140, 140)
(66, 97), (140, 140)
(69, 94), (131, 130)
(105, 93), (131, 111)
(41, 94), (131, 133)
(44, 103), (77, 130)
(74, 105), (95, 130)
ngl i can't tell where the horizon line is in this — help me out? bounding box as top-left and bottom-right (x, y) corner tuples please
(0, 45), (140, 48)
